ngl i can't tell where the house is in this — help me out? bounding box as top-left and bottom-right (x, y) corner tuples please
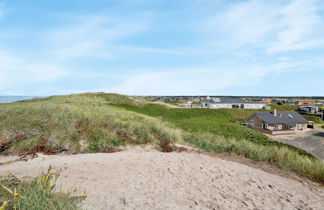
(297, 105), (319, 114)
(178, 98), (188, 103)
(272, 99), (298, 105)
(201, 98), (268, 109)
(264, 98), (273, 103)
(315, 100), (324, 105)
(247, 109), (308, 135)
(298, 100), (314, 105)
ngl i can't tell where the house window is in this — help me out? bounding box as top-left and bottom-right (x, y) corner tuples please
(262, 123), (268, 129)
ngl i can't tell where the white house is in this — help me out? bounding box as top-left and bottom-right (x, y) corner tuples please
(201, 98), (269, 109)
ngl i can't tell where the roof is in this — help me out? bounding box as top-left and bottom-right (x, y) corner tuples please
(299, 105), (318, 108)
(202, 98), (265, 104)
(252, 111), (308, 127)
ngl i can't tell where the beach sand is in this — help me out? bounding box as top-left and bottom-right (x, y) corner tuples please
(1, 146), (323, 209)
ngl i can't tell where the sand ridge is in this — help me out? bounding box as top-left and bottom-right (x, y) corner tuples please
(0, 146), (323, 210)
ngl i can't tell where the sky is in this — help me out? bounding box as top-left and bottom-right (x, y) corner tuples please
(0, 0), (324, 96)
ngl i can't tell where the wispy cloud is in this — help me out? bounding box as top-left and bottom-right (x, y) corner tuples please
(0, 12), (152, 95)
(268, 0), (321, 52)
(1, 0), (324, 96)
(109, 56), (324, 95)
(0, 50), (68, 93)
(206, 0), (324, 53)
(46, 14), (151, 61)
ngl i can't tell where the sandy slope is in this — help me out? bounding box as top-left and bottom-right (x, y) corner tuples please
(0, 146), (323, 210)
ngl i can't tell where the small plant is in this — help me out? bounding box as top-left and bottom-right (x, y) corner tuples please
(0, 166), (85, 210)
(159, 139), (174, 152)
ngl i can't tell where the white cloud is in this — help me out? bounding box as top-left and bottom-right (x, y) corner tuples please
(108, 69), (258, 95)
(0, 51), (68, 91)
(0, 13), (152, 94)
(268, 0), (321, 52)
(47, 15), (151, 61)
(208, 0), (323, 53)
(210, 0), (278, 47)
(107, 61), (306, 95)
(107, 51), (324, 95)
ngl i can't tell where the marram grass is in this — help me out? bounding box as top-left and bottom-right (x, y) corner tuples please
(0, 167), (82, 210)
(0, 93), (323, 183)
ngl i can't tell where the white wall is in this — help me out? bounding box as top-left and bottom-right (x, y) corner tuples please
(209, 104), (232, 109)
(244, 104), (266, 109)
(203, 103), (266, 109)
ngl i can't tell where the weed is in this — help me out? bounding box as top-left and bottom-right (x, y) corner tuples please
(0, 167), (83, 210)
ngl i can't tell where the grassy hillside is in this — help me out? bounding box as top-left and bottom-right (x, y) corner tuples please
(303, 115), (323, 123)
(111, 104), (312, 154)
(1, 93), (324, 183)
(269, 103), (299, 111)
(112, 103), (324, 183)
(0, 168), (81, 210)
(0, 93), (181, 154)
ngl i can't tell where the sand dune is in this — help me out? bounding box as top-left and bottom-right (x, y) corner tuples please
(0, 146), (323, 210)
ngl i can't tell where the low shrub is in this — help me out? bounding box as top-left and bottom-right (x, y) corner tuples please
(0, 167), (83, 210)
(183, 132), (324, 183)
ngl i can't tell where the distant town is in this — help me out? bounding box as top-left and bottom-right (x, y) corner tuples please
(140, 95), (324, 136)
(142, 95), (324, 109)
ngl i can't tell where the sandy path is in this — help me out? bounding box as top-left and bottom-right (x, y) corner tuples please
(0, 147), (323, 210)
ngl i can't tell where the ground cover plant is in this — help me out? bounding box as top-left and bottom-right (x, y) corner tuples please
(303, 115), (323, 123)
(0, 167), (82, 210)
(0, 93), (323, 184)
(0, 93), (181, 155)
(112, 103), (313, 157)
(111, 102), (324, 183)
(269, 103), (299, 111)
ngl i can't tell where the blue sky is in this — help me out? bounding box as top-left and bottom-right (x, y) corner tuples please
(0, 0), (324, 96)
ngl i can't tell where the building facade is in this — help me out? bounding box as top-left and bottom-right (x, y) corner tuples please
(247, 110), (308, 135)
(202, 98), (268, 109)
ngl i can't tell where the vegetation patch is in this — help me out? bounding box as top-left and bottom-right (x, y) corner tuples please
(1, 93), (323, 183)
(112, 104), (314, 158)
(0, 167), (83, 210)
(183, 132), (324, 183)
(269, 104), (299, 111)
(112, 103), (324, 183)
(303, 115), (323, 123)
(0, 93), (181, 155)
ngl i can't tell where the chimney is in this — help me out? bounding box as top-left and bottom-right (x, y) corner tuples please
(273, 109), (277, 116)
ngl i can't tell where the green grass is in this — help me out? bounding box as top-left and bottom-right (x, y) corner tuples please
(164, 101), (180, 105)
(0, 169), (80, 210)
(269, 103), (299, 111)
(183, 132), (324, 182)
(0, 93), (181, 154)
(111, 104), (313, 157)
(111, 102), (324, 183)
(303, 115), (323, 123)
(1, 93), (324, 184)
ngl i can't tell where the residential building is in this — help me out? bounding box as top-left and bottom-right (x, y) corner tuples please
(297, 105), (320, 114)
(201, 98), (268, 109)
(298, 100), (314, 105)
(247, 110), (308, 135)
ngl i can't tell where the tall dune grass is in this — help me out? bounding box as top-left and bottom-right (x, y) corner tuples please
(0, 94), (181, 154)
(183, 132), (324, 183)
(0, 93), (323, 183)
